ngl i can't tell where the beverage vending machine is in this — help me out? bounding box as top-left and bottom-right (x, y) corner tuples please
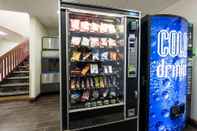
(59, 1), (141, 131)
(140, 15), (189, 131)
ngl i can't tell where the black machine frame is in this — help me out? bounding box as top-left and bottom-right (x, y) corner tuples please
(59, 1), (141, 131)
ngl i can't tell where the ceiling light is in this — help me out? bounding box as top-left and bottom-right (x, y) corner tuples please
(0, 31), (7, 36)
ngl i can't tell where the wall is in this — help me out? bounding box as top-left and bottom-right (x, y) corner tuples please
(29, 16), (47, 98)
(159, 0), (197, 121)
(0, 39), (19, 56)
(0, 10), (30, 37)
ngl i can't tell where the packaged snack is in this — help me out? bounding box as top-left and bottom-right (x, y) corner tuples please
(104, 66), (108, 74)
(71, 68), (81, 75)
(100, 38), (108, 47)
(97, 101), (103, 106)
(70, 19), (80, 31)
(71, 51), (81, 61)
(81, 91), (90, 102)
(100, 22), (108, 33)
(90, 37), (100, 47)
(76, 80), (80, 89)
(82, 52), (92, 61)
(108, 24), (116, 33)
(81, 80), (85, 89)
(80, 21), (90, 32)
(104, 77), (108, 87)
(110, 52), (118, 61)
(103, 89), (109, 98)
(81, 37), (90, 47)
(70, 92), (81, 104)
(110, 99), (116, 104)
(70, 80), (76, 90)
(108, 38), (117, 47)
(90, 64), (99, 74)
(117, 25), (124, 33)
(86, 78), (91, 89)
(103, 100), (109, 105)
(92, 51), (99, 61)
(85, 102), (91, 108)
(91, 101), (97, 107)
(109, 90), (117, 98)
(94, 77), (100, 88)
(108, 66), (113, 73)
(90, 22), (100, 32)
(92, 90), (99, 99)
(81, 65), (90, 76)
(100, 77), (105, 88)
(90, 78), (94, 88)
(71, 37), (81, 46)
(101, 52), (109, 61)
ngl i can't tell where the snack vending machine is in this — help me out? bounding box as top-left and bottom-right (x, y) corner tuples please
(140, 15), (189, 131)
(59, 2), (141, 131)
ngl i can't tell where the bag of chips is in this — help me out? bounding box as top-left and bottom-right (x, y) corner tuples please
(90, 37), (100, 47)
(80, 21), (90, 32)
(90, 22), (100, 32)
(81, 37), (90, 47)
(70, 19), (80, 31)
(71, 51), (81, 61)
(71, 37), (81, 46)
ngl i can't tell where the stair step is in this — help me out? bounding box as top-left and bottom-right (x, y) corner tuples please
(7, 76), (29, 80)
(13, 71), (29, 74)
(0, 83), (29, 88)
(18, 65), (29, 68)
(0, 91), (29, 96)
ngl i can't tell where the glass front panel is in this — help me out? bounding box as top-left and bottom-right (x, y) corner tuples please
(67, 10), (126, 129)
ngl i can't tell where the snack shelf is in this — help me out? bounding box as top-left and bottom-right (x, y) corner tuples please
(70, 31), (123, 38)
(70, 73), (118, 77)
(70, 86), (118, 91)
(69, 101), (124, 113)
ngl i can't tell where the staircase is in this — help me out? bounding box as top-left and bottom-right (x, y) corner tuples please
(0, 57), (29, 96)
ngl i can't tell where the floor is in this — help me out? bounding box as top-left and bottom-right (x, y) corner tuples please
(0, 94), (196, 131)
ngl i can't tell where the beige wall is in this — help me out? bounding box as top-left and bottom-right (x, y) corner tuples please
(160, 0), (197, 121)
(29, 16), (47, 98)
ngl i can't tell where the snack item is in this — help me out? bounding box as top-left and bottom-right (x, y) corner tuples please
(110, 52), (118, 61)
(70, 19), (80, 31)
(104, 77), (108, 87)
(81, 65), (90, 76)
(91, 101), (97, 107)
(100, 38), (108, 47)
(90, 37), (100, 47)
(117, 25), (124, 33)
(90, 64), (99, 74)
(71, 51), (81, 61)
(104, 66), (108, 74)
(90, 22), (100, 32)
(108, 38), (117, 47)
(70, 80), (76, 90)
(103, 100), (109, 105)
(100, 23), (108, 33)
(103, 89), (109, 98)
(86, 78), (91, 89)
(80, 21), (90, 32)
(108, 24), (116, 33)
(82, 52), (92, 61)
(81, 80), (85, 89)
(92, 51), (99, 61)
(94, 77), (100, 88)
(71, 68), (81, 75)
(85, 102), (91, 108)
(81, 37), (90, 47)
(75, 80), (80, 89)
(100, 77), (105, 88)
(101, 52), (108, 61)
(70, 92), (81, 104)
(71, 37), (81, 46)
(97, 101), (103, 106)
(92, 90), (99, 99)
(81, 91), (90, 102)
(110, 99), (116, 104)
(108, 66), (113, 73)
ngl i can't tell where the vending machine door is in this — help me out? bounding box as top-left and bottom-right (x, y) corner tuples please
(148, 15), (188, 130)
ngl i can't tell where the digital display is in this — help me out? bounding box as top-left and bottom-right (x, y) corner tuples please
(149, 16), (188, 130)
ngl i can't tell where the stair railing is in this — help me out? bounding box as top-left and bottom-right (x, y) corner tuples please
(0, 39), (29, 82)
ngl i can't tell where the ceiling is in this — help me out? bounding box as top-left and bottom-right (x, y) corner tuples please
(0, 26), (24, 42)
(0, 0), (180, 31)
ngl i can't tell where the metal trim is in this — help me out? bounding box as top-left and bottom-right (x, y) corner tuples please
(124, 16), (127, 120)
(137, 12), (142, 131)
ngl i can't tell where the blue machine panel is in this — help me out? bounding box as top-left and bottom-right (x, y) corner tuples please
(149, 16), (188, 131)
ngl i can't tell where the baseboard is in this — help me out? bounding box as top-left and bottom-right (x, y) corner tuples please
(189, 118), (197, 128)
(0, 95), (31, 103)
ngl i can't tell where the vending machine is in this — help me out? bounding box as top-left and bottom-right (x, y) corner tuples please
(59, 1), (141, 131)
(140, 15), (189, 131)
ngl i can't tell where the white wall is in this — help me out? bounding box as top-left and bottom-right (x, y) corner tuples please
(0, 10), (30, 37)
(0, 39), (19, 56)
(159, 0), (197, 121)
(29, 16), (47, 98)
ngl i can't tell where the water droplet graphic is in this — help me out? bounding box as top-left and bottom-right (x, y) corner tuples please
(161, 109), (170, 118)
(162, 91), (169, 100)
